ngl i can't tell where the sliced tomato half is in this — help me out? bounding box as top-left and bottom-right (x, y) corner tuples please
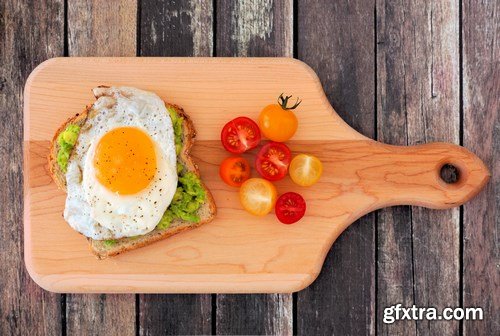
(275, 192), (306, 224)
(219, 156), (251, 187)
(221, 117), (261, 154)
(255, 141), (291, 181)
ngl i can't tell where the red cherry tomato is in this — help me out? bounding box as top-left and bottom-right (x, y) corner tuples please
(219, 157), (251, 187)
(275, 192), (306, 224)
(255, 142), (291, 181)
(221, 117), (261, 154)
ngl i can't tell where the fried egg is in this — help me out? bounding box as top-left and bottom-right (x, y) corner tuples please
(64, 86), (177, 239)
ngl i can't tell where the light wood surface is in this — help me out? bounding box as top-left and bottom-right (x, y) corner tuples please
(23, 57), (489, 293)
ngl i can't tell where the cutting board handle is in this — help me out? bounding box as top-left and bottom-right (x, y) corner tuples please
(360, 141), (490, 210)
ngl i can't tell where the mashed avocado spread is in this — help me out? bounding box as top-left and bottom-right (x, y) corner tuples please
(57, 124), (80, 173)
(157, 106), (206, 230)
(58, 106), (205, 242)
(169, 106), (184, 155)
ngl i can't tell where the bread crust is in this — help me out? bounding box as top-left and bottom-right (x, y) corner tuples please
(48, 92), (216, 259)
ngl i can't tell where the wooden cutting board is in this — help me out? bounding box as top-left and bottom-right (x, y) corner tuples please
(24, 58), (489, 293)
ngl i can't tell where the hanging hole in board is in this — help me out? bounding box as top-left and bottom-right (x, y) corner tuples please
(440, 163), (460, 184)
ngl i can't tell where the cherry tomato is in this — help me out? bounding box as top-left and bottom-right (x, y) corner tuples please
(221, 117), (261, 154)
(255, 142), (291, 181)
(219, 157), (251, 187)
(275, 192), (306, 224)
(239, 178), (277, 216)
(258, 93), (300, 142)
(289, 154), (323, 187)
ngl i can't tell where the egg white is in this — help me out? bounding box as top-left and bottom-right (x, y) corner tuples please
(63, 86), (177, 239)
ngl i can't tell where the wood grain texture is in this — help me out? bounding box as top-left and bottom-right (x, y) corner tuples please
(462, 0), (499, 334)
(376, 0), (461, 334)
(66, 295), (135, 335)
(297, 1), (376, 334)
(68, 0), (137, 56)
(215, 1), (293, 334)
(139, 295), (211, 335)
(65, 1), (137, 335)
(140, 0), (213, 57)
(1, 1), (63, 335)
(9, 4), (496, 335)
(23, 58), (489, 291)
(216, 0), (293, 57)
(216, 294), (292, 335)
(139, 1), (213, 335)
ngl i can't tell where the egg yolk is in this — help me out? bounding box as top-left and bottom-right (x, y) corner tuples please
(94, 127), (157, 195)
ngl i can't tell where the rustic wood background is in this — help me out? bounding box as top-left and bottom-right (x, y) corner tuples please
(1, 0), (498, 335)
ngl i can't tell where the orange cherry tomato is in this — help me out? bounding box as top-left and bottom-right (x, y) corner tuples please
(219, 157), (251, 187)
(258, 94), (300, 142)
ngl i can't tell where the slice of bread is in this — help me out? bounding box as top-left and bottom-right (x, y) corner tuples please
(48, 96), (216, 259)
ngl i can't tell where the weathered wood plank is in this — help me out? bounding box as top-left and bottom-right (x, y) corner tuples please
(407, 1), (461, 334)
(376, 0), (461, 334)
(1, 0), (64, 335)
(68, 0), (137, 56)
(462, 0), (499, 334)
(216, 294), (292, 335)
(297, 1), (376, 335)
(375, 0), (415, 323)
(66, 295), (136, 335)
(139, 295), (212, 335)
(66, 1), (137, 335)
(215, 0), (293, 334)
(216, 0), (293, 57)
(139, 1), (213, 334)
(140, 0), (213, 57)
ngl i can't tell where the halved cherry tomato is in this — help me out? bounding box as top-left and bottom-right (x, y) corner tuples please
(289, 154), (323, 187)
(275, 192), (306, 224)
(239, 178), (277, 216)
(221, 117), (261, 154)
(258, 93), (300, 142)
(219, 157), (251, 187)
(255, 142), (291, 181)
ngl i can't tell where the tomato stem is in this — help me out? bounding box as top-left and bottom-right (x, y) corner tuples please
(278, 93), (302, 110)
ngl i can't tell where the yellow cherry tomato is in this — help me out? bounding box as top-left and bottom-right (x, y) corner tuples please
(239, 178), (277, 216)
(258, 94), (300, 142)
(289, 154), (323, 187)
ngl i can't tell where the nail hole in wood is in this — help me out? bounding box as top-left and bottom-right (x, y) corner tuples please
(440, 164), (460, 184)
